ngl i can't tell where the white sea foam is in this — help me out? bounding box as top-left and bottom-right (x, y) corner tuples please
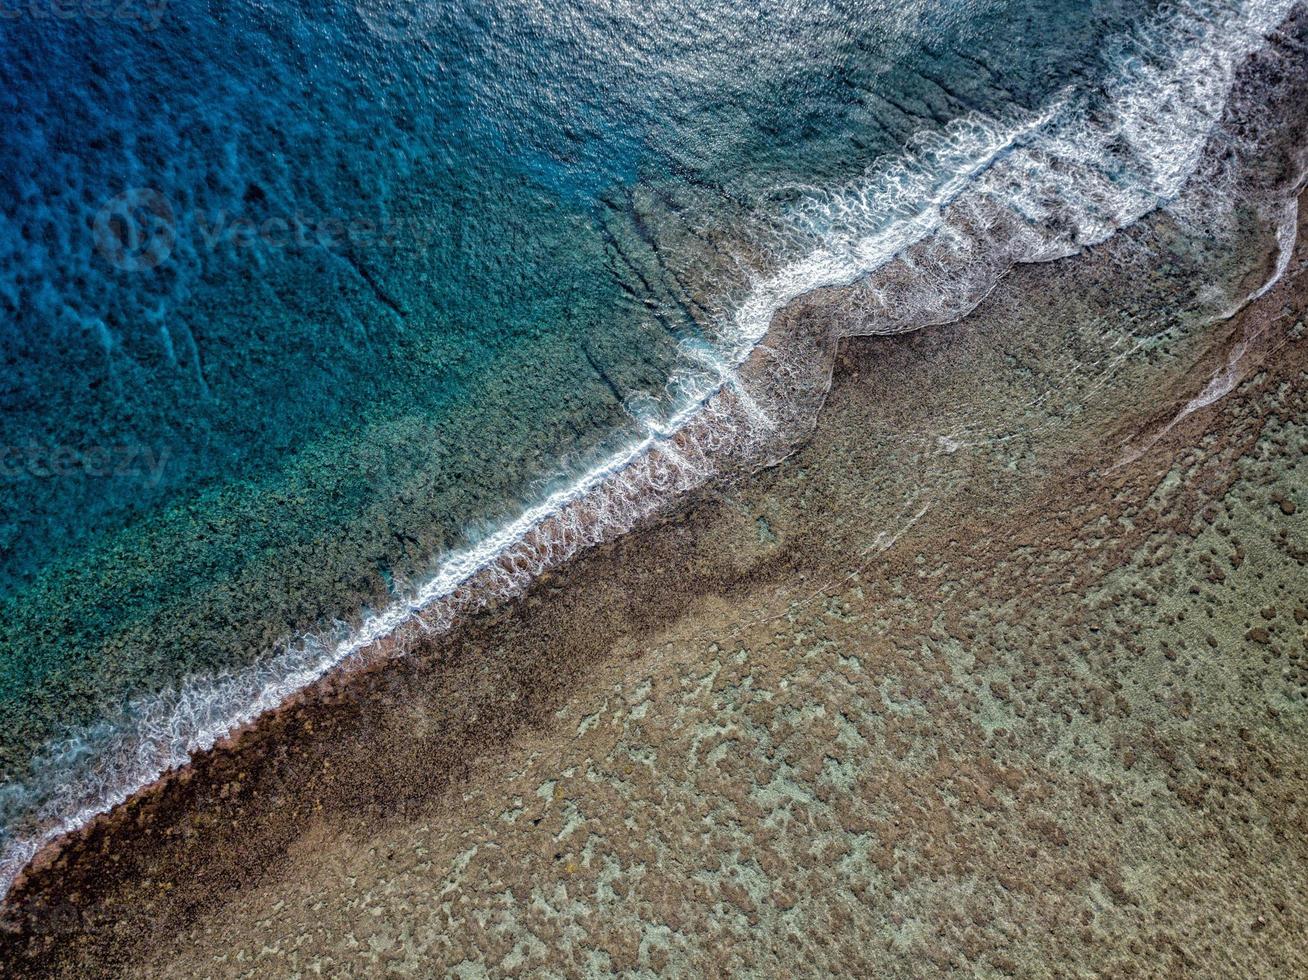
(775, 0), (1300, 338)
(0, 0), (1299, 902)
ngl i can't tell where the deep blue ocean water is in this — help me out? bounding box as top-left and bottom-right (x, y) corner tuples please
(1, 0), (1292, 894)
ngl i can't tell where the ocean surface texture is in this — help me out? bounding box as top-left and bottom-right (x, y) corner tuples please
(0, 0), (1295, 895)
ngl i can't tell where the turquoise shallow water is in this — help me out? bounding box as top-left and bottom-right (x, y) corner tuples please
(2, 0), (1289, 894)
